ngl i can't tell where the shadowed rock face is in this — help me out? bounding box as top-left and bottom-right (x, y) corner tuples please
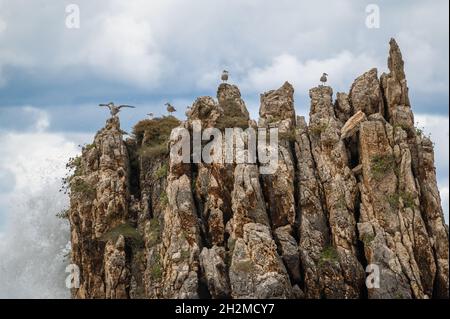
(68, 39), (448, 299)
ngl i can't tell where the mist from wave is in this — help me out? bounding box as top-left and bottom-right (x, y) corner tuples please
(0, 125), (87, 298)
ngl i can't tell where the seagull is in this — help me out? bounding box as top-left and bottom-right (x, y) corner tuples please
(147, 112), (154, 120)
(320, 73), (328, 86)
(165, 103), (176, 115)
(221, 70), (229, 83)
(99, 102), (135, 117)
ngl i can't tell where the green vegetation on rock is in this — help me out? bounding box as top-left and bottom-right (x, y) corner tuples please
(388, 191), (416, 210)
(309, 122), (328, 135)
(149, 253), (163, 280)
(147, 218), (161, 247)
(100, 222), (144, 249)
(154, 163), (168, 180)
(71, 179), (96, 199)
(370, 154), (396, 180)
(319, 245), (339, 266)
(133, 116), (180, 159)
(216, 100), (248, 131)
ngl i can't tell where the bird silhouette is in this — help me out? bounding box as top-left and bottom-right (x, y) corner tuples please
(99, 102), (135, 117)
(320, 73), (328, 86)
(221, 70), (229, 83)
(147, 112), (154, 119)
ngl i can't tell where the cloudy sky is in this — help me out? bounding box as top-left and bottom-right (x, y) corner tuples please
(0, 0), (448, 228)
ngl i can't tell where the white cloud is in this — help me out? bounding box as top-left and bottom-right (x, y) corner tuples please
(396, 32), (449, 93)
(239, 51), (381, 94)
(0, 16), (5, 85)
(0, 17), (6, 33)
(0, 0), (448, 96)
(74, 6), (166, 88)
(22, 106), (50, 132)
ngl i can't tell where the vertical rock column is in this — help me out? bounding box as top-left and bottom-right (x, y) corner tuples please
(416, 136), (449, 298)
(365, 37), (443, 298)
(157, 125), (202, 298)
(308, 86), (365, 298)
(358, 116), (421, 299)
(69, 116), (131, 299)
(295, 116), (330, 298)
(227, 164), (293, 298)
(259, 82), (300, 285)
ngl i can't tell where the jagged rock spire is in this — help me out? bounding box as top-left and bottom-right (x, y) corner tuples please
(67, 40), (448, 300)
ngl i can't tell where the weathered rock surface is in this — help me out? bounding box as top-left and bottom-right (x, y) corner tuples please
(341, 110), (367, 140)
(69, 116), (131, 299)
(417, 136), (449, 298)
(229, 223), (293, 299)
(295, 116), (330, 298)
(308, 86), (365, 298)
(158, 127), (202, 299)
(199, 246), (230, 299)
(67, 39), (448, 299)
(259, 82), (297, 230)
(349, 68), (384, 116)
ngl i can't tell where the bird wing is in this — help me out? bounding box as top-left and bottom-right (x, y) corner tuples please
(99, 104), (113, 110)
(118, 105), (136, 109)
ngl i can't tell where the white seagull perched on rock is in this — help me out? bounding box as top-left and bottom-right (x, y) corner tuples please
(147, 112), (154, 120)
(99, 102), (135, 117)
(221, 70), (229, 83)
(320, 73), (328, 86)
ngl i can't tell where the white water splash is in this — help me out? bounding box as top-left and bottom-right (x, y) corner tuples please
(0, 183), (71, 298)
(0, 126), (88, 298)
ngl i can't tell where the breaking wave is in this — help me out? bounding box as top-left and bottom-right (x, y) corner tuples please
(0, 180), (71, 298)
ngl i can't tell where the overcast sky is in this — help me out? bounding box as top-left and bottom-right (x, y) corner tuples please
(0, 0), (448, 227)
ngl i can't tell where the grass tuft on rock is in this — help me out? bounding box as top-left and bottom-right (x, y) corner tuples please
(215, 100), (249, 131)
(309, 122), (328, 135)
(71, 179), (96, 199)
(160, 191), (169, 208)
(370, 154), (396, 180)
(149, 254), (163, 280)
(100, 222), (144, 248)
(319, 245), (339, 267)
(153, 163), (168, 180)
(133, 116), (180, 159)
(146, 218), (161, 247)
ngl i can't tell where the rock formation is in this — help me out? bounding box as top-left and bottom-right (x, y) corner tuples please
(66, 39), (448, 299)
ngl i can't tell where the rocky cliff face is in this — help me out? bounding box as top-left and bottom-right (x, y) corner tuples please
(67, 39), (448, 299)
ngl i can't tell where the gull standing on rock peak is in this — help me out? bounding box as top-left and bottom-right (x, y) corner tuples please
(221, 70), (229, 83)
(165, 102), (176, 115)
(320, 73), (328, 86)
(99, 102), (135, 117)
